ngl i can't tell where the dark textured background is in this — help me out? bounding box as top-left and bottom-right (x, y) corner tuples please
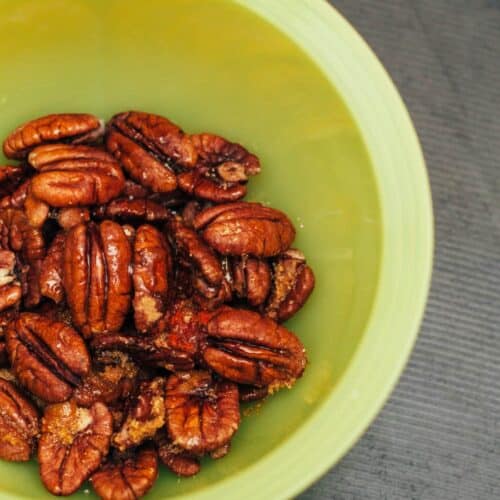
(300, 1), (500, 499)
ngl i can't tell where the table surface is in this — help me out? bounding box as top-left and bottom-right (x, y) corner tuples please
(300, 1), (500, 499)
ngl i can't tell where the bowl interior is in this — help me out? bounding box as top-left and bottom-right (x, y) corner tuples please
(0, 0), (381, 498)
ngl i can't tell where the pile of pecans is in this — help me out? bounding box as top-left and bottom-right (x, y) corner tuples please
(0, 111), (315, 498)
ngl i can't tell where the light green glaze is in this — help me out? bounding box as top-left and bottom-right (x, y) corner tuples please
(0, 1), (432, 499)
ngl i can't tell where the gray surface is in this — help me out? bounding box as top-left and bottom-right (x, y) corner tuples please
(300, 1), (500, 499)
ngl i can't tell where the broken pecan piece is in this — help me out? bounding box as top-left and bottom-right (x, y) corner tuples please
(0, 378), (39, 461)
(28, 144), (125, 207)
(63, 221), (132, 337)
(266, 249), (315, 322)
(91, 447), (159, 500)
(0, 166), (26, 199)
(38, 400), (113, 496)
(194, 202), (295, 257)
(56, 207), (90, 230)
(3, 113), (104, 159)
(165, 370), (239, 454)
(97, 197), (171, 222)
(6, 312), (90, 403)
(200, 307), (306, 389)
(232, 257), (271, 307)
(156, 431), (200, 477)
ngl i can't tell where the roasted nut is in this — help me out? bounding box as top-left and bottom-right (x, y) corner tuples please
(112, 378), (165, 452)
(232, 257), (271, 307)
(194, 202), (295, 257)
(0, 166), (26, 199)
(39, 232), (65, 303)
(177, 133), (260, 202)
(24, 188), (49, 228)
(133, 225), (172, 333)
(200, 307), (306, 388)
(3, 113), (104, 159)
(106, 110), (200, 193)
(91, 447), (159, 500)
(156, 431), (200, 477)
(63, 221), (132, 337)
(169, 215), (224, 289)
(165, 370), (239, 454)
(74, 351), (138, 407)
(266, 249), (315, 322)
(0, 378), (39, 461)
(57, 207), (90, 230)
(38, 400), (113, 496)
(97, 197), (171, 222)
(6, 313), (90, 403)
(122, 179), (150, 199)
(28, 144), (125, 207)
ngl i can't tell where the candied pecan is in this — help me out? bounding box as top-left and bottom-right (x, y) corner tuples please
(156, 431), (200, 477)
(39, 232), (65, 303)
(200, 307), (306, 389)
(91, 447), (158, 500)
(38, 400), (112, 496)
(97, 197), (171, 222)
(177, 133), (260, 202)
(113, 378), (165, 452)
(56, 207), (90, 230)
(28, 144), (125, 207)
(0, 378), (39, 461)
(232, 257), (271, 307)
(3, 113), (104, 159)
(6, 313), (90, 403)
(169, 215), (223, 288)
(238, 385), (269, 403)
(133, 225), (172, 333)
(181, 200), (202, 228)
(74, 351), (138, 407)
(122, 179), (150, 199)
(266, 249), (315, 322)
(0, 166), (26, 198)
(177, 170), (247, 203)
(194, 202), (295, 257)
(63, 221), (132, 337)
(165, 371), (239, 454)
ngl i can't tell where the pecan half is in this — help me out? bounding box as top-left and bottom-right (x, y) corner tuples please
(38, 400), (112, 496)
(112, 378), (166, 452)
(232, 257), (271, 307)
(91, 447), (159, 500)
(28, 144), (125, 207)
(133, 225), (172, 333)
(97, 197), (171, 222)
(266, 249), (315, 322)
(6, 312), (90, 403)
(165, 370), (239, 454)
(194, 202), (295, 257)
(200, 307), (306, 388)
(39, 232), (65, 303)
(156, 431), (200, 477)
(106, 110), (198, 193)
(63, 221), (132, 337)
(0, 378), (39, 461)
(3, 113), (104, 159)
(177, 133), (260, 202)
(74, 351), (138, 407)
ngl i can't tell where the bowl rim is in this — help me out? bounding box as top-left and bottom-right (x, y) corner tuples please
(173, 1), (434, 498)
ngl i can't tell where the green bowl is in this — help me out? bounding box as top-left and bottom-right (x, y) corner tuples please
(0, 0), (433, 498)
